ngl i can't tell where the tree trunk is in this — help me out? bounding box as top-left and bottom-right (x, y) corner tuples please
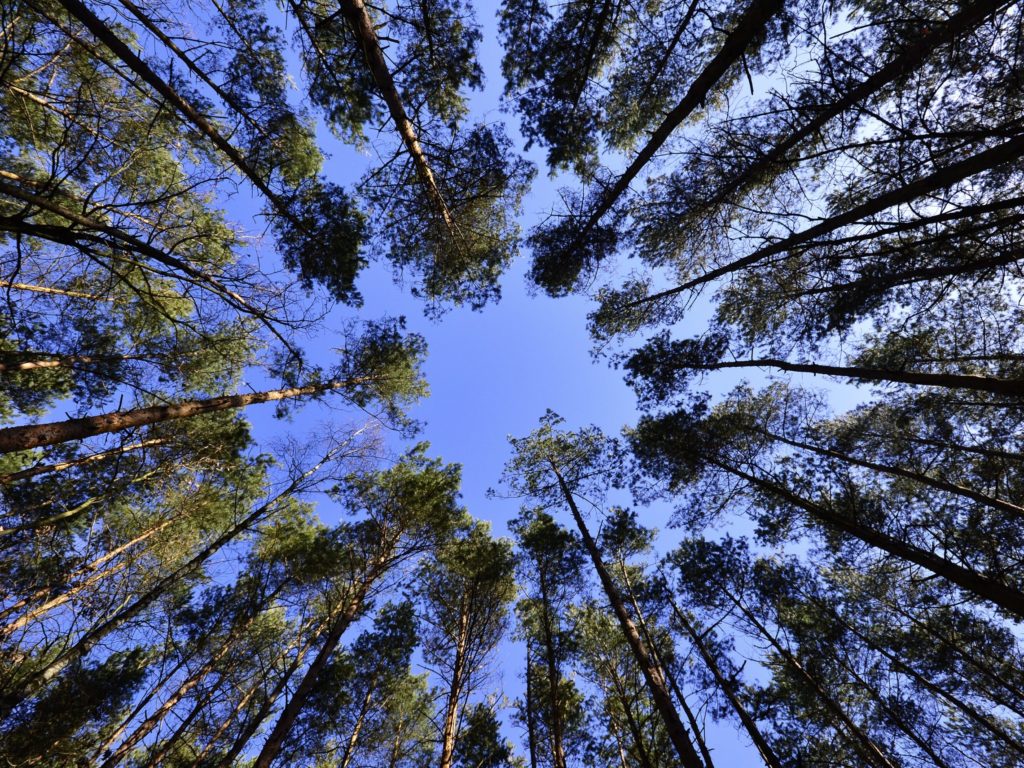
(550, 463), (705, 768)
(714, 457), (1024, 619)
(339, 679), (377, 768)
(334, 0), (456, 238)
(0, 378), (353, 454)
(54, 0), (296, 221)
(250, 584), (373, 768)
(639, 131), (1024, 304)
(719, 585), (898, 768)
(0, 280), (110, 301)
(758, 426), (1024, 517)
(524, 638), (539, 768)
(0, 438), (167, 484)
(575, 0), (783, 241)
(619, 564), (714, 768)
(681, 357), (1024, 397)
(659, 581), (784, 768)
(537, 569), (568, 768)
(694, 0), (1010, 216)
(1, 475), (303, 713)
(438, 602), (470, 768)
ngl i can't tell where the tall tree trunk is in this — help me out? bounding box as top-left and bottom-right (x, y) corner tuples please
(0, 378), (355, 454)
(438, 602), (470, 768)
(0, 438), (167, 484)
(574, 0), (783, 243)
(712, 458), (1024, 619)
(537, 569), (568, 768)
(0, 517), (172, 632)
(719, 585), (898, 768)
(638, 132), (1024, 304)
(524, 638), (539, 768)
(334, 0), (456, 238)
(618, 564), (714, 768)
(250, 582), (374, 768)
(550, 463), (705, 768)
(694, 0), (1011, 216)
(756, 426), (1024, 517)
(338, 679), (377, 768)
(659, 580), (784, 768)
(675, 357), (1024, 398)
(0, 279), (110, 301)
(0, 474), (304, 712)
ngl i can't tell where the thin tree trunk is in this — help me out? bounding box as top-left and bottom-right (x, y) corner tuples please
(637, 132), (1024, 305)
(538, 569), (568, 768)
(250, 575), (380, 768)
(54, 0), (296, 220)
(338, 679), (377, 768)
(604, 658), (656, 768)
(1, 471), (307, 712)
(148, 682), (218, 765)
(0, 438), (167, 484)
(0, 352), (145, 373)
(757, 427), (1024, 517)
(814, 594), (1024, 756)
(678, 356), (1024, 397)
(550, 463), (705, 768)
(712, 457), (1024, 619)
(1, 467), (161, 535)
(0, 178), (289, 347)
(834, 648), (954, 768)
(99, 581), (288, 768)
(2, 559), (128, 638)
(0, 280), (110, 301)
(334, 0), (456, 237)
(884, 598), (1024, 712)
(719, 585), (898, 768)
(0, 517), (172, 631)
(573, 0), (783, 243)
(0, 378), (357, 454)
(213, 617), (327, 768)
(438, 603), (470, 768)
(659, 578), (785, 768)
(619, 564), (714, 768)
(524, 638), (539, 768)
(692, 0), (1011, 216)
(116, 0), (277, 144)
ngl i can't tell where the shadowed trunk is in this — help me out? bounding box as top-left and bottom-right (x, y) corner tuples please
(550, 462), (705, 768)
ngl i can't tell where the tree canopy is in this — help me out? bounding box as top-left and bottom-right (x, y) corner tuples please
(2, 0), (1023, 765)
